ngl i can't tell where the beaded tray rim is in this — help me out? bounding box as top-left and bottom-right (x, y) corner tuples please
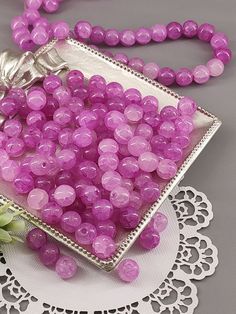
(1, 38), (221, 272)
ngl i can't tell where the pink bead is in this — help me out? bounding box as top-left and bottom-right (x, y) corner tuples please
(11, 16), (28, 30)
(128, 57), (144, 72)
(178, 97), (197, 116)
(98, 138), (119, 154)
(214, 48), (232, 64)
(158, 67), (176, 86)
(197, 23), (215, 42)
(102, 170), (122, 191)
(151, 212), (168, 233)
(129, 191), (142, 210)
(138, 152), (159, 172)
(56, 149), (76, 170)
(53, 107), (72, 126)
(55, 256), (78, 280)
(1, 160), (20, 182)
(26, 228), (47, 250)
(43, 0), (59, 13)
(36, 139), (56, 156)
(164, 143), (183, 161)
(143, 63), (160, 80)
(26, 111), (46, 129)
(0, 149), (9, 167)
(141, 95), (159, 113)
(41, 202), (63, 225)
(77, 109), (98, 129)
(124, 104), (143, 123)
(210, 32), (229, 50)
(8, 88), (26, 106)
(193, 65), (210, 84)
(114, 124), (134, 144)
(156, 159), (177, 180)
(159, 121), (176, 138)
(128, 136), (151, 157)
(68, 97), (84, 114)
(22, 126), (41, 148)
(104, 29), (120, 46)
(124, 88), (142, 105)
(33, 17), (50, 29)
(13, 172), (34, 194)
(120, 29), (136, 46)
(61, 211), (82, 233)
(139, 228), (160, 250)
(90, 26), (105, 44)
(43, 74), (62, 94)
(80, 185), (101, 206)
(136, 28), (151, 44)
(98, 153), (119, 171)
(92, 235), (116, 259)
(151, 24), (167, 42)
(118, 157), (140, 179)
(27, 188), (49, 210)
(67, 70), (84, 89)
(141, 181), (160, 203)
(207, 58), (224, 77)
(5, 138), (25, 157)
(119, 207), (140, 229)
(167, 22), (183, 40)
(183, 20), (198, 38)
(97, 220), (117, 238)
(75, 222), (97, 245)
(52, 21), (70, 40)
(39, 243), (60, 266)
(3, 119), (22, 137)
(88, 75), (106, 91)
(175, 68), (193, 86)
(110, 186), (130, 208)
(74, 20), (92, 40)
(23, 8), (40, 24)
(117, 259), (139, 283)
(20, 156), (33, 173)
(30, 155), (50, 175)
(54, 185), (76, 207)
(160, 106), (179, 121)
(56, 171), (74, 186)
(83, 146), (99, 162)
(0, 132), (8, 148)
(27, 89), (47, 110)
(106, 82), (124, 99)
(134, 172), (152, 189)
(78, 160), (98, 180)
(43, 96), (59, 117)
(172, 134), (190, 148)
(175, 116), (194, 134)
(121, 178), (134, 192)
(92, 199), (113, 221)
(53, 86), (71, 106)
(72, 127), (93, 148)
(0, 97), (19, 117)
(35, 176), (54, 192)
(135, 123), (153, 140)
(31, 26), (49, 45)
(105, 110), (126, 130)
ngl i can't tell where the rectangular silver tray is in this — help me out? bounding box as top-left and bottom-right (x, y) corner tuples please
(0, 38), (221, 271)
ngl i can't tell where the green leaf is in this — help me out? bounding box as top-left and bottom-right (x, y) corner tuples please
(4, 220), (25, 233)
(0, 212), (13, 227)
(10, 235), (24, 243)
(0, 228), (12, 243)
(0, 201), (13, 215)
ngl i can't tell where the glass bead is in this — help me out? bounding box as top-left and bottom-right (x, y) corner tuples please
(54, 185), (76, 207)
(92, 235), (116, 259)
(75, 222), (97, 245)
(26, 228), (47, 250)
(39, 243), (60, 266)
(41, 202), (63, 225)
(60, 211), (82, 233)
(110, 186), (130, 208)
(117, 259), (139, 282)
(139, 227), (160, 250)
(92, 199), (113, 221)
(55, 255), (78, 279)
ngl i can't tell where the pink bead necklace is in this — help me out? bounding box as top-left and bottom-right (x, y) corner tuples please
(11, 0), (232, 87)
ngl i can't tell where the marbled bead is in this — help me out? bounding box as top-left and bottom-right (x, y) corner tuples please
(60, 211), (82, 233)
(52, 21), (70, 40)
(92, 199), (113, 221)
(129, 190), (142, 210)
(164, 143), (183, 161)
(158, 67), (176, 86)
(27, 188), (49, 210)
(43, 74), (62, 94)
(143, 62), (160, 80)
(72, 127), (93, 148)
(11, 15), (28, 30)
(55, 255), (78, 280)
(39, 243), (60, 266)
(56, 170), (74, 186)
(102, 170), (122, 191)
(22, 126), (42, 148)
(0, 149), (9, 167)
(54, 185), (76, 207)
(214, 48), (232, 64)
(175, 68), (193, 86)
(43, 96), (59, 117)
(88, 75), (106, 91)
(175, 116), (194, 134)
(23, 8), (40, 24)
(35, 176), (54, 192)
(118, 157), (140, 179)
(141, 181), (160, 203)
(41, 202), (63, 225)
(119, 207), (140, 229)
(13, 173), (34, 194)
(156, 158), (177, 180)
(8, 88), (26, 106)
(105, 110), (126, 130)
(75, 222), (97, 245)
(53, 107), (72, 126)
(97, 220), (117, 238)
(193, 65), (210, 84)
(210, 32), (229, 50)
(26, 228), (47, 250)
(124, 104), (143, 123)
(141, 95), (159, 113)
(0, 132), (8, 148)
(3, 119), (22, 137)
(53, 86), (71, 106)
(80, 185), (101, 205)
(128, 136), (151, 157)
(56, 149), (76, 170)
(159, 121), (176, 138)
(110, 186), (130, 208)
(31, 26), (49, 45)
(104, 29), (120, 46)
(67, 70), (84, 89)
(182, 20), (198, 38)
(74, 20), (92, 39)
(117, 259), (139, 283)
(167, 22), (183, 40)
(113, 53), (129, 64)
(178, 97), (197, 116)
(172, 134), (190, 148)
(114, 124), (134, 144)
(92, 235), (116, 259)
(30, 154), (50, 175)
(0, 97), (19, 117)
(120, 29), (136, 46)
(138, 152), (159, 172)
(90, 26), (105, 44)
(26, 111), (46, 129)
(197, 23), (215, 42)
(128, 57), (144, 72)
(121, 178), (134, 192)
(207, 58), (224, 77)
(106, 82), (124, 99)
(36, 139), (56, 156)
(134, 172), (152, 189)
(27, 89), (47, 110)
(124, 88), (142, 105)
(1, 160), (20, 182)
(67, 97), (84, 114)
(77, 160), (98, 180)
(98, 138), (119, 154)
(139, 227), (160, 250)
(136, 27), (151, 44)
(43, 0), (59, 13)
(151, 212), (168, 233)
(135, 123), (153, 140)
(160, 105), (179, 121)
(5, 138), (25, 157)
(98, 152), (119, 171)
(151, 24), (167, 42)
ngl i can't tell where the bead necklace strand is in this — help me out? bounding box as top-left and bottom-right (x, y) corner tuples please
(11, 0), (232, 87)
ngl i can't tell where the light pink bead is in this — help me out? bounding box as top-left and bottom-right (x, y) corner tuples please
(120, 29), (136, 47)
(143, 62), (160, 80)
(105, 110), (126, 130)
(92, 235), (116, 259)
(110, 186), (130, 208)
(52, 21), (70, 40)
(72, 127), (93, 148)
(210, 32), (229, 50)
(175, 116), (194, 135)
(5, 138), (25, 157)
(128, 136), (151, 157)
(124, 104), (143, 123)
(156, 159), (177, 180)
(98, 152), (119, 171)
(135, 123), (153, 140)
(56, 149), (76, 170)
(75, 222), (97, 245)
(128, 57), (144, 72)
(193, 65), (210, 84)
(53, 86), (71, 106)
(31, 26), (49, 45)
(53, 185), (76, 207)
(0, 150), (9, 167)
(207, 58), (224, 77)
(43, 0), (59, 13)
(102, 170), (122, 191)
(151, 24), (167, 42)
(53, 107), (72, 126)
(61, 211), (82, 233)
(151, 212), (168, 233)
(118, 157), (139, 179)
(55, 255), (78, 280)
(117, 259), (139, 282)
(159, 121), (176, 138)
(141, 96), (159, 113)
(138, 152), (159, 172)
(27, 89), (47, 110)
(1, 160), (20, 182)
(25, 0), (43, 10)
(92, 199), (113, 221)
(27, 188), (49, 210)
(104, 29), (120, 46)
(114, 124), (134, 144)
(136, 28), (151, 45)
(98, 138), (119, 154)
(177, 97), (197, 116)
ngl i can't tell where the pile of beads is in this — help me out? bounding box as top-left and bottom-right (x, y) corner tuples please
(10, 1), (232, 86)
(0, 69), (196, 264)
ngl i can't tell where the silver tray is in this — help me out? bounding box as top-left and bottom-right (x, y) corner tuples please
(0, 38), (221, 271)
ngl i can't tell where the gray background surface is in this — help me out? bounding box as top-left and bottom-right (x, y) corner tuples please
(1, 0), (236, 313)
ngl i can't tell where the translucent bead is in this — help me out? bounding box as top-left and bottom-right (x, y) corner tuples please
(98, 152), (119, 171)
(78, 160), (98, 180)
(41, 202), (63, 225)
(128, 136), (151, 157)
(183, 20), (198, 38)
(23, 8), (40, 24)
(92, 235), (116, 259)
(1, 160), (20, 182)
(119, 207), (140, 229)
(124, 104), (143, 123)
(104, 29), (120, 46)
(26, 228), (47, 250)
(58, 128), (73, 147)
(106, 82), (124, 99)
(141, 181), (160, 203)
(74, 20), (92, 40)
(120, 29), (136, 46)
(207, 58), (224, 77)
(164, 143), (183, 162)
(66, 70), (84, 89)
(43, 96), (59, 118)
(27, 188), (49, 210)
(43, 74), (62, 94)
(117, 259), (139, 283)
(136, 27), (151, 44)
(0, 149), (9, 167)
(53, 86), (71, 106)
(54, 185), (76, 207)
(67, 97), (84, 114)
(175, 116), (194, 135)
(31, 26), (49, 45)
(159, 121), (176, 138)
(13, 172), (34, 194)
(90, 26), (105, 44)
(105, 110), (126, 130)
(0, 132), (8, 148)
(139, 227), (160, 250)
(102, 170), (122, 191)
(0, 97), (19, 117)
(172, 134), (190, 148)
(128, 57), (144, 72)
(124, 88), (142, 105)
(110, 186), (130, 208)
(134, 172), (152, 189)
(52, 21), (70, 40)
(83, 146), (99, 162)
(141, 95), (159, 113)
(22, 126), (42, 148)
(60, 211), (82, 233)
(26, 111), (46, 129)
(55, 255), (78, 279)
(35, 176), (54, 192)
(27, 89), (47, 110)
(92, 199), (113, 221)
(138, 152), (159, 172)
(158, 67), (176, 86)
(77, 110), (98, 129)
(151, 212), (168, 233)
(177, 97), (197, 116)
(97, 220), (117, 238)
(143, 62), (160, 80)
(36, 139), (56, 156)
(156, 159), (177, 180)
(129, 191), (143, 210)
(193, 65), (210, 84)
(167, 22), (183, 40)
(175, 68), (193, 86)
(143, 111), (161, 127)
(210, 32), (229, 50)
(56, 170), (74, 186)
(135, 123), (153, 140)
(30, 155), (50, 176)
(39, 243), (60, 266)
(20, 156), (33, 173)
(160, 106), (179, 121)
(3, 119), (22, 137)
(11, 15), (28, 30)
(75, 222), (97, 245)
(151, 24), (167, 42)
(88, 75), (106, 91)
(80, 185), (101, 206)
(56, 149), (76, 170)
(114, 124), (134, 144)
(98, 138), (119, 154)
(214, 48), (232, 64)
(118, 157), (140, 179)
(72, 127), (93, 148)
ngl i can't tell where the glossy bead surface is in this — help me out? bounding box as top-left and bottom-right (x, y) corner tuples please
(74, 20), (92, 39)
(197, 23), (215, 42)
(156, 159), (177, 180)
(54, 185), (76, 207)
(143, 62), (160, 80)
(178, 97), (197, 116)
(27, 89), (46, 110)
(41, 202), (63, 225)
(61, 211), (82, 233)
(139, 228), (160, 250)
(102, 170), (122, 191)
(92, 235), (116, 259)
(118, 157), (140, 179)
(214, 48), (232, 64)
(39, 243), (60, 266)
(151, 24), (167, 42)
(104, 29), (120, 46)
(120, 29), (136, 46)
(1, 160), (20, 182)
(193, 65), (210, 84)
(3, 119), (22, 137)
(13, 173), (34, 194)
(72, 127), (93, 148)
(119, 207), (140, 229)
(176, 68), (193, 86)
(92, 199), (113, 221)
(27, 188), (49, 210)
(98, 152), (119, 171)
(141, 181), (160, 203)
(136, 28), (151, 45)
(110, 186), (130, 208)
(128, 136), (151, 157)
(55, 255), (78, 279)
(26, 228), (47, 250)
(167, 22), (183, 40)
(207, 58), (224, 77)
(75, 222), (97, 245)
(183, 20), (198, 38)
(52, 21), (70, 40)
(117, 259), (139, 283)
(97, 220), (117, 238)
(138, 152), (159, 172)
(151, 212), (168, 232)
(158, 67), (176, 86)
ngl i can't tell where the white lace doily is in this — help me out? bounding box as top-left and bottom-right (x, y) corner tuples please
(0, 185), (218, 314)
